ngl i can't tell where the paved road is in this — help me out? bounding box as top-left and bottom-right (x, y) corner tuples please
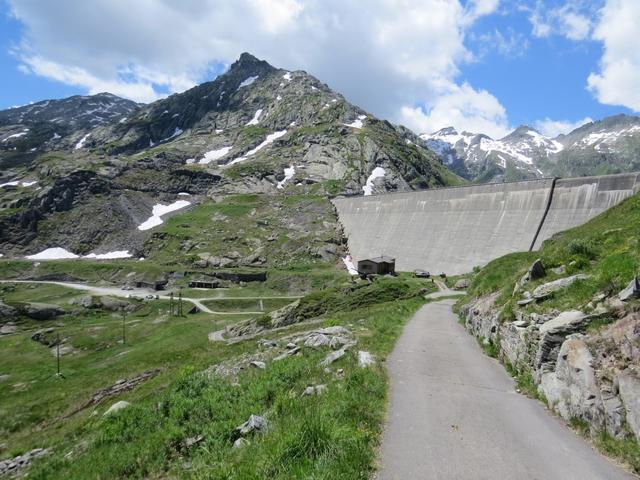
(0, 280), (298, 315)
(377, 300), (634, 480)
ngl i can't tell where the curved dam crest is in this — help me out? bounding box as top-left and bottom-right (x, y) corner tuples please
(333, 172), (640, 275)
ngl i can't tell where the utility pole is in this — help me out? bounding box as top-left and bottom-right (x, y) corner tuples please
(56, 332), (61, 377)
(178, 290), (183, 316)
(122, 310), (127, 345)
(169, 292), (174, 316)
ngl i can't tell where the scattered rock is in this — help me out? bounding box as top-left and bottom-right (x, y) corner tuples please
(274, 346), (301, 361)
(358, 350), (376, 367)
(233, 437), (250, 449)
(551, 265), (567, 275)
(249, 361), (266, 370)
(0, 322), (17, 335)
(103, 400), (130, 416)
(618, 277), (640, 302)
(0, 448), (49, 477)
(69, 295), (95, 309)
(320, 342), (354, 366)
(454, 278), (470, 290)
(532, 274), (590, 300)
(0, 301), (17, 319)
(302, 384), (327, 396)
(257, 339), (277, 349)
(183, 435), (204, 449)
(235, 414), (267, 436)
(23, 302), (65, 320)
(50, 343), (74, 357)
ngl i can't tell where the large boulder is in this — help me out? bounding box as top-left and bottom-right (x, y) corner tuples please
(104, 400), (131, 416)
(23, 303), (65, 320)
(519, 258), (546, 286)
(69, 295), (95, 309)
(618, 277), (640, 302)
(532, 274), (590, 300)
(454, 278), (470, 290)
(99, 297), (135, 312)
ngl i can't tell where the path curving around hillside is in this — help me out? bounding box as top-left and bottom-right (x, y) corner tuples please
(0, 280), (300, 315)
(376, 299), (634, 480)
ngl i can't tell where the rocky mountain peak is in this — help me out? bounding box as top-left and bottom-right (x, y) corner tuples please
(505, 125), (539, 139)
(226, 52), (276, 83)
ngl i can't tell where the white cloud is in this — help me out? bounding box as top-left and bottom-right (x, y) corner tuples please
(528, 1), (594, 41)
(588, 0), (640, 111)
(399, 83), (510, 138)
(247, 0), (304, 33)
(7, 0), (506, 134)
(534, 116), (593, 137)
(20, 55), (162, 103)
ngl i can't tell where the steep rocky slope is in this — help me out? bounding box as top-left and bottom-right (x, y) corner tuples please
(422, 115), (640, 182)
(457, 192), (640, 472)
(0, 53), (461, 260)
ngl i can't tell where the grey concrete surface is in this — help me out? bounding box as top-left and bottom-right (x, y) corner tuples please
(334, 172), (640, 275)
(377, 300), (634, 480)
(533, 172), (640, 249)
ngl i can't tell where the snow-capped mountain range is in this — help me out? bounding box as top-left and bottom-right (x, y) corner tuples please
(421, 114), (640, 181)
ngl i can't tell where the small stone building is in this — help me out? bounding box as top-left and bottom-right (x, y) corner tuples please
(357, 256), (396, 275)
(133, 273), (168, 291)
(188, 276), (220, 289)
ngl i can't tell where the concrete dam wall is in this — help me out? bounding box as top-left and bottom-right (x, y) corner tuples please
(333, 172), (640, 275)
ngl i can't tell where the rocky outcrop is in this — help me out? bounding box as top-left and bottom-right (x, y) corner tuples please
(461, 294), (640, 441)
(23, 302), (65, 320)
(539, 338), (607, 433)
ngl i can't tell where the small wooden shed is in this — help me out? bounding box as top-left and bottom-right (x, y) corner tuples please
(357, 256), (396, 275)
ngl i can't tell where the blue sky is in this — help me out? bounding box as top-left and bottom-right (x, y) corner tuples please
(1, 0), (637, 138)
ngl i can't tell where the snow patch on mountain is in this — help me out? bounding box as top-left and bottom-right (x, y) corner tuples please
(227, 130), (288, 166)
(344, 115), (367, 129)
(238, 75), (259, 89)
(138, 200), (191, 231)
(199, 146), (232, 165)
(246, 109), (263, 126)
(363, 167), (385, 195)
(75, 133), (90, 149)
(84, 250), (132, 260)
(277, 165), (296, 189)
(26, 247), (79, 260)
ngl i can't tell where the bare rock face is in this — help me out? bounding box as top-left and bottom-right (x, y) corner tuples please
(535, 311), (592, 375)
(459, 292), (501, 341)
(618, 373), (640, 441)
(539, 337), (606, 432)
